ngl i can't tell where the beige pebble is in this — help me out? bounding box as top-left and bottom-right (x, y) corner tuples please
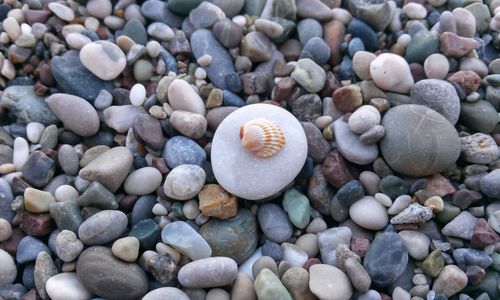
(197, 54), (213, 67)
(54, 185), (79, 202)
(103, 16), (125, 31)
(353, 51), (376, 80)
(65, 33), (92, 50)
(183, 199), (200, 220)
(2, 17), (21, 41)
(424, 196), (444, 213)
(0, 163), (15, 175)
(24, 187), (56, 213)
(84, 17), (100, 31)
(0, 218), (12, 242)
(112, 237), (140, 262)
(331, 8), (353, 25)
(314, 115), (333, 129)
(424, 53), (449, 80)
(48, 3), (75, 22)
(155, 243), (181, 264)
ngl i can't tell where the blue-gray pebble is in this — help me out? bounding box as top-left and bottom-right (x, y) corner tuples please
(257, 203), (293, 243)
(16, 236), (52, 264)
(162, 136), (207, 168)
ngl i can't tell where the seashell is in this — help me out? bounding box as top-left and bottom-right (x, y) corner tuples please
(390, 203), (433, 224)
(240, 118), (285, 158)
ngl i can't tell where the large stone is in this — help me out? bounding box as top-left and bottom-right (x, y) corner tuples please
(80, 41), (126, 80)
(78, 210), (128, 245)
(309, 264), (352, 300)
(77, 246), (148, 300)
(211, 104), (307, 200)
(410, 79), (460, 125)
(178, 257), (238, 288)
(51, 50), (114, 101)
(0, 85), (58, 125)
(380, 105), (460, 177)
(370, 53), (414, 93)
(432, 265), (468, 297)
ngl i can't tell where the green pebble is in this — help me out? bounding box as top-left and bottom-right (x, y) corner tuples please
(128, 219), (161, 250)
(49, 202), (83, 233)
(167, 0), (203, 15)
(422, 249), (444, 277)
(459, 100), (499, 134)
(254, 268), (293, 300)
(465, 3), (491, 34)
(436, 201), (461, 224)
(405, 30), (439, 64)
(283, 188), (311, 229)
(379, 175), (409, 199)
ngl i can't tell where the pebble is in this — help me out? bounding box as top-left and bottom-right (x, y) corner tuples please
(48, 3), (75, 22)
(309, 264), (352, 300)
(398, 230), (430, 260)
(370, 53), (414, 93)
(45, 273), (92, 300)
(78, 210), (128, 245)
(34, 251), (57, 299)
(390, 203), (433, 224)
(333, 118), (379, 165)
(258, 203), (293, 243)
(410, 79), (460, 125)
(129, 84), (146, 107)
(300, 37), (331, 65)
(480, 170), (500, 199)
(318, 227), (352, 265)
(170, 110), (208, 139)
(51, 50), (114, 101)
(0, 248), (16, 284)
(77, 181), (117, 209)
(200, 209), (257, 264)
(191, 29), (236, 90)
(55, 230), (83, 262)
(348, 105), (381, 134)
(0, 85), (58, 125)
(363, 232), (409, 287)
(442, 211), (478, 240)
(211, 104), (307, 200)
(178, 257), (237, 288)
(16, 236), (51, 264)
(77, 246), (148, 299)
(283, 188), (311, 229)
(124, 167), (162, 196)
(167, 79), (206, 116)
(112, 237), (140, 262)
(198, 184), (238, 219)
(459, 100), (499, 134)
(162, 136), (206, 168)
(163, 164), (206, 200)
(22, 151), (56, 188)
(254, 268), (292, 300)
(291, 58), (326, 93)
(79, 41), (126, 80)
(460, 133), (500, 164)
(423, 54), (449, 79)
(0, 218), (12, 242)
(161, 221), (212, 260)
(432, 265), (468, 297)
(24, 187), (55, 213)
(380, 105), (460, 177)
(353, 51), (376, 80)
(46, 93), (100, 137)
(143, 287), (190, 300)
(349, 196), (389, 230)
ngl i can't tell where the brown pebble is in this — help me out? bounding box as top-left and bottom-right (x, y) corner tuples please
(118, 195), (138, 212)
(0, 228), (26, 256)
(324, 20), (345, 66)
(350, 236), (369, 258)
(409, 63), (426, 83)
(20, 213), (54, 236)
(447, 70), (481, 94)
(303, 258), (321, 271)
(332, 84), (362, 113)
(241, 72), (270, 95)
(466, 265), (485, 285)
(198, 184), (238, 220)
(471, 218), (500, 249)
(274, 77), (296, 102)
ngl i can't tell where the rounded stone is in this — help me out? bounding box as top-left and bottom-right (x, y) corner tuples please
(142, 287), (190, 300)
(79, 41), (126, 80)
(178, 257), (238, 288)
(348, 105), (381, 134)
(0, 248), (16, 284)
(163, 164), (206, 201)
(0, 218), (12, 242)
(410, 79), (460, 125)
(200, 209), (257, 264)
(124, 167), (163, 196)
(46, 272), (92, 300)
(78, 210), (128, 245)
(398, 230), (430, 260)
(167, 79), (206, 116)
(77, 246), (148, 300)
(46, 93), (100, 137)
(309, 264), (353, 300)
(424, 54), (449, 79)
(349, 196), (389, 230)
(370, 53), (414, 93)
(211, 104), (307, 200)
(380, 105), (460, 177)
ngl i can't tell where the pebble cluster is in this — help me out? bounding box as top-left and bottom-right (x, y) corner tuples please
(0, 0), (499, 300)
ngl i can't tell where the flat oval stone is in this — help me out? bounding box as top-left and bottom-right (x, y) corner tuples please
(191, 29), (236, 90)
(200, 209), (257, 264)
(211, 104), (308, 200)
(178, 257), (238, 288)
(78, 210), (128, 245)
(332, 118), (378, 165)
(258, 203), (294, 243)
(161, 221), (212, 260)
(77, 246), (148, 300)
(163, 164), (206, 200)
(309, 264), (353, 300)
(363, 232), (408, 287)
(0, 248), (16, 284)
(380, 105), (460, 177)
(143, 287), (190, 300)
(349, 196), (389, 230)
(79, 41), (126, 80)
(162, 136), (207, 169)
(46, 93), (99, 137)
(16, 236), (51, 264)
(124, 167), (162, 195)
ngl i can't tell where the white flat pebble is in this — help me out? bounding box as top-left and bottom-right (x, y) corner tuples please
(124, 167), (163, 195)
(80, 41), (126, 80)
(130, 83), (146, 107)
(349, 196), (388, 230)
(54, 185), (79, 202)
(13, 137), (29, 170)
(46, 273), (92, 300)
(26, 122), (45, 144)
(48, 3), (75, 22)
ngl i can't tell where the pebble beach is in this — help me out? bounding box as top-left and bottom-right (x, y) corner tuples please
(0, 0), (499, 299)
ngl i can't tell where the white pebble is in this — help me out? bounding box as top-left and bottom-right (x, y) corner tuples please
(84, 17), (100, 31)
(152, 203), (168, 216)
(65, 33), (92, 50)
(348, 105), (381, 134)
(20, 23), (31, 35)
(129, 83), (146, 106)
(55, 185), (79, 202)
(1, 59), (15, 80)
(374, 193), (393, 207)
(146, 40), (161, 58)
(194, 68), (207, 80)
(402, 3), (427, 19)
(147, 22), (174, 41)
(48, 3), (75, 22)
(86, 0), (113, 19)
(26, 122), (45, 144)
(232, 15), (246, 27)
(13, 137), (29, 171)
(46, 273), (92, 300)
(2, 17), (21, 41)
(183, 199), (200, 220)
(0, 32), (10, 44)
(424, 53), (449, 80)
(197, 54), (212, 67)
(397, 34), (412, 47)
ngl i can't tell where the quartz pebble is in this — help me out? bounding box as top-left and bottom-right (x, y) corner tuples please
(45, 273), (92, 300)
(79, 41), (126, 80)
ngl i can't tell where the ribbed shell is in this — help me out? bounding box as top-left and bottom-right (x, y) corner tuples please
(239, 118), (286, 158)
